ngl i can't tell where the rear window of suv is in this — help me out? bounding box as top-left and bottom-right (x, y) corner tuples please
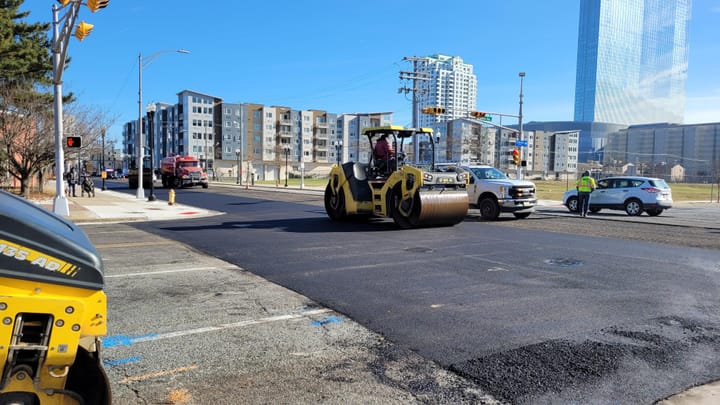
(649, 179), (670, 189)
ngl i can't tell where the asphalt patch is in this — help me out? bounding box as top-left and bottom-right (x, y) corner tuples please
(449, 316), (720, 404)
(450, 339), (625, 402)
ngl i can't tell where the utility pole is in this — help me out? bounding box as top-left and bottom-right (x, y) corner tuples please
(399, 56), (430, 163)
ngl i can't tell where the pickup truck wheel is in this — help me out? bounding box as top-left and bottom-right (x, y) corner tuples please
(478, 197), (500, 220)
(513, 212), (531, 219)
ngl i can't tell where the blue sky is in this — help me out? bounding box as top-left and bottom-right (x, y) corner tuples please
(21, 0), (720, 144)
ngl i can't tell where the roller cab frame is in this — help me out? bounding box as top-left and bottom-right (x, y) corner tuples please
(325, 126), (469, 229)
(0, 190), (110, 405)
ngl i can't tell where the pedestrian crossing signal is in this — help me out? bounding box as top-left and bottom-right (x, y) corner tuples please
(66, 136), (81, 148)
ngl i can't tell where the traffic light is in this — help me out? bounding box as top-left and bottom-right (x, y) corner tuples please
(74, 21), (93, 41)
(470, 111), (487, 119)
(512, 149), (520, 165)
(421, 107), (446, 115)
(57, 0), (72, 6)
(87, 0), (109, 12)
(66, 136), (81, 148)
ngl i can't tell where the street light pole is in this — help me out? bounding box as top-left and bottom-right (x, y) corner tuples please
(517, 71), (525, 180)
(101, 126), (107, 190)
(137, 53), (145, 199)
(146, 103), (157, 201)
(137, 49), (189, 199)
(284, 146), (289, 187)
(235, 148), (241, 184)
(336, 140), (343, 165)
(518, 72), (527, 179)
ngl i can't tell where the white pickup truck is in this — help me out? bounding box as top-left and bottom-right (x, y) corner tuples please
(441, 164), (537, 220)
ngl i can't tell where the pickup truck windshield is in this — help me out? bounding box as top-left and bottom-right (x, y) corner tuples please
(470, 167), (507, 180)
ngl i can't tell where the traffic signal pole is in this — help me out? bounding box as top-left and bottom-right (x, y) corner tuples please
(51, 2), (81, 216)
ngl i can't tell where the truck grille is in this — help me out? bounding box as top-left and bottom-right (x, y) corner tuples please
(509, 186), (536, 199)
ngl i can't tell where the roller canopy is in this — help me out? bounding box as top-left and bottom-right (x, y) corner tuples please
(0, 190), (104, 290)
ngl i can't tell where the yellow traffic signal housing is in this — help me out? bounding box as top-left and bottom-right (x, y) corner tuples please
(421, 107), (446, 115)
(87, 0), (109, 12)
(74, 21), (94, 41)
(512, 148), (521, 165)
(57, 0), (73, 6)
(470, 111), (487, 119)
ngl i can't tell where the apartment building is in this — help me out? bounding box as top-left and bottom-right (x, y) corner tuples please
(603, 122), (720, 182)
(428, 119), (497, 166)
(416, 54), (477, 128)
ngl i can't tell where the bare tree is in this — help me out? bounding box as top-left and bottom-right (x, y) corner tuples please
(0, 83), (54, 196)
(0, 83), (112, 197)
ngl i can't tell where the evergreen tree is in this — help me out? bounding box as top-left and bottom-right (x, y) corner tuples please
(0, 0), (53, 91)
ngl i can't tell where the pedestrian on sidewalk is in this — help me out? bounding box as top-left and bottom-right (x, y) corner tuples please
(67, 167), (78, 197)
(576, 170), (596, 217)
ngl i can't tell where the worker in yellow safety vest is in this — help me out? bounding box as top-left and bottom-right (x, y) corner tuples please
(576, 170), (597, 217)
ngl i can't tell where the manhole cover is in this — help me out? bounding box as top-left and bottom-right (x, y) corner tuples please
(544, 258), (583, 267)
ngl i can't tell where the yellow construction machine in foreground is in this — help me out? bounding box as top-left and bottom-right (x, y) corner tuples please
(0, 190), (110, 404)
(325, 126), (468, 228)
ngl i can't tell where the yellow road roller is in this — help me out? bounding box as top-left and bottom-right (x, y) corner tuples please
(0, 190), (110, 404)
(325, 126), (469, 228)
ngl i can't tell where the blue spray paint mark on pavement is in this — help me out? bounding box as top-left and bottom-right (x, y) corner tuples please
(104, 357), (141, 367)
(312, 317), (342, 327)
(102, 333), (158, 348)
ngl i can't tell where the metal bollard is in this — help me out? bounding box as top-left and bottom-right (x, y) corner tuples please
(168, 188), (175, 205)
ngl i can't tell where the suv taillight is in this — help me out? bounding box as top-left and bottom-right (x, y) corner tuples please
(641, 187), (661, 193)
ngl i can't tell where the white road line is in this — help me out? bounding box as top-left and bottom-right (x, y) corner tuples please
(108, 309), (333, 347)
(105, 266), (234, 278)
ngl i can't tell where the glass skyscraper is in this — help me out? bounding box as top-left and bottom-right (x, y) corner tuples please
(574, 0), (691, 125)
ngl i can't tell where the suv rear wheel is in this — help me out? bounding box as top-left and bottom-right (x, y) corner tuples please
(624, 198), (644, 216)
(566, 196), (579, 213)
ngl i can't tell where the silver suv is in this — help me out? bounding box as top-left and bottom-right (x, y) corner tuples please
(563, 176), (673, 216)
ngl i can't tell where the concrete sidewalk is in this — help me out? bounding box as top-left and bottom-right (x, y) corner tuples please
(30, 183), (720, 404)
(36, 187), (221, 224)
